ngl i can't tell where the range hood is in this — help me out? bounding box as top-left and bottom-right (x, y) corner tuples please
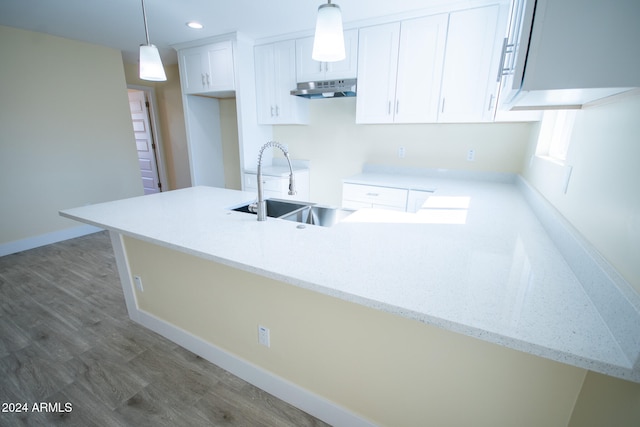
(291, 79), (356, 99)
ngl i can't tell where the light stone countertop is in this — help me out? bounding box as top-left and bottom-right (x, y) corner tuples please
(60, 175), (640, 383)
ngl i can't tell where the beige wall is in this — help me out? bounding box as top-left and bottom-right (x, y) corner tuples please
(123, 63), (190, 190)
(125, 236), (591, 427)
(274, 98), (534, 205)
(0, 25), (143, 245)
(522, 91), (640, 292)
(220, 98), (242, 190)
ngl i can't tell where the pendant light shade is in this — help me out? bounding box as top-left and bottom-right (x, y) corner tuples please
(139, 44), (166, 81)
(139, 0), (166, 81)
(312, 1), (345, 62)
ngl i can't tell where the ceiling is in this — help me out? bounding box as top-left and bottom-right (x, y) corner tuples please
(0, 0), (455, 65)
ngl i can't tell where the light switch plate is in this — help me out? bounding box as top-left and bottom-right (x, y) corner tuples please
(258, 325), (270, 347)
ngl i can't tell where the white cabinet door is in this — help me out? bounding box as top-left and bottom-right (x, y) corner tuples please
(254, 44), (276, 123)
(394, 14), (448, 123)
(255, 41), (309, 125)
(439, 5), (503, 122)
(296, 29), (359, 82)
(204, 41), (235, 93)
(356, 15), (448, 124)
(180, 42), (235, 95)
(244, 170), (310, 201)
(181, 47), (208, 94)
(355, 22), (401, 124)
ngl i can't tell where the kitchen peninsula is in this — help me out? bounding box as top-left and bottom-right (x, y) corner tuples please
(60, 172), (640, 427)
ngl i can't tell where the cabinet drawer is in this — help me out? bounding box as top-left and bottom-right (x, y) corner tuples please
(342, 184), (408, 209)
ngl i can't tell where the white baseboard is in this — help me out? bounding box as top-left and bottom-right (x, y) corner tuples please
(0, 224), (103, 257)
(135, 309), (376, 427)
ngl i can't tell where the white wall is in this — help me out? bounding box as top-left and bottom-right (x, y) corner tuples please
(274, 98), (534, 205)
(523, 91), (640, 292)
(0, 25), (143, 252)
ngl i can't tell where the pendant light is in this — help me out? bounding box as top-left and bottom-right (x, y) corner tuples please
(139, 0), (166, 81)
(312, 0), (346, 62)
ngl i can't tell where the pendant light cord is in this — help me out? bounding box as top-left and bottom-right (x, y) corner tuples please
(141, 0), (151, 46)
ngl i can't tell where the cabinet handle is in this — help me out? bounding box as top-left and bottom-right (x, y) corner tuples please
(441, 98), (446, 113)
(366, 192), (379, 197)
(396, 100), (400, 115)
(319, 63), (323, 72)
(388, 101), (392, 115)
(496, 37), (515, 82)
(206, 73), (211, 87)
(201, 73), (206, 87)
(488, 94), (495, 111)
(270, 106), (274, 117)
(275, 105), (279, 117)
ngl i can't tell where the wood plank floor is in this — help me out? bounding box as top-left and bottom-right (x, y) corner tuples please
(0, 232), (331, 427)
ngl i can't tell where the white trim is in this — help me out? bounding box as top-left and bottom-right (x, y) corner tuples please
(134, 309), (376, 427)
(0, 224), (102, 257)
(109, 231), (140, 322)
(582, 88), (640, 109)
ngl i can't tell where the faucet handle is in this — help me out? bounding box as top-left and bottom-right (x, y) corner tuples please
(288, 173), (296, 196)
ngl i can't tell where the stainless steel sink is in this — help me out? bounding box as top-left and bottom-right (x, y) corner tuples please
(281, 205), (355, 227)
(231, 198), (354, 227)
(232, 198), (311, 218)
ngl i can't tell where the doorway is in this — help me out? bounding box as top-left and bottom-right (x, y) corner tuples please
(127, 87), (166, 194)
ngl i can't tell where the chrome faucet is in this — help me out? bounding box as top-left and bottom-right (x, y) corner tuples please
(250, 141), (296, 221)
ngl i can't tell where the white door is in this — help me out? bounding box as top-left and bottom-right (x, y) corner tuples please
(128, 89), (162, 194)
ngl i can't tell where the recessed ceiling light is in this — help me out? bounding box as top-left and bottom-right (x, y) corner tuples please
(186, 21), (203, 29)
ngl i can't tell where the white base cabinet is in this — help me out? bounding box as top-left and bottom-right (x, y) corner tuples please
(342, 184), (435, 212)
(244, 170), (310, 202)
(342, 183), (408, 211)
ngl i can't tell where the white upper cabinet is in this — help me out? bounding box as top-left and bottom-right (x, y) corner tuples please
(356, 6), (507, 124)
(356, 14), (448, 124)
(439, 5), (504, 122)
(355, 22), (400, 124)
(395, 15), (448, 123)
(254, 40), (309, 125)
(497, 0), (640, 110)
(295, 29), (359, 82)
(179, 41), (235, 96)
(356, 4), (506, 123)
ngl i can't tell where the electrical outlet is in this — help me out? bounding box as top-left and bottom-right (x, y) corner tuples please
(258, 325), (270, 347)
(133, 275), (143, 292)
(398, 146), (406, 158)
(467, 149), (475, 161)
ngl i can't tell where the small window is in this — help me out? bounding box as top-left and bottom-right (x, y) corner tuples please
(535, 110), (577, 163)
